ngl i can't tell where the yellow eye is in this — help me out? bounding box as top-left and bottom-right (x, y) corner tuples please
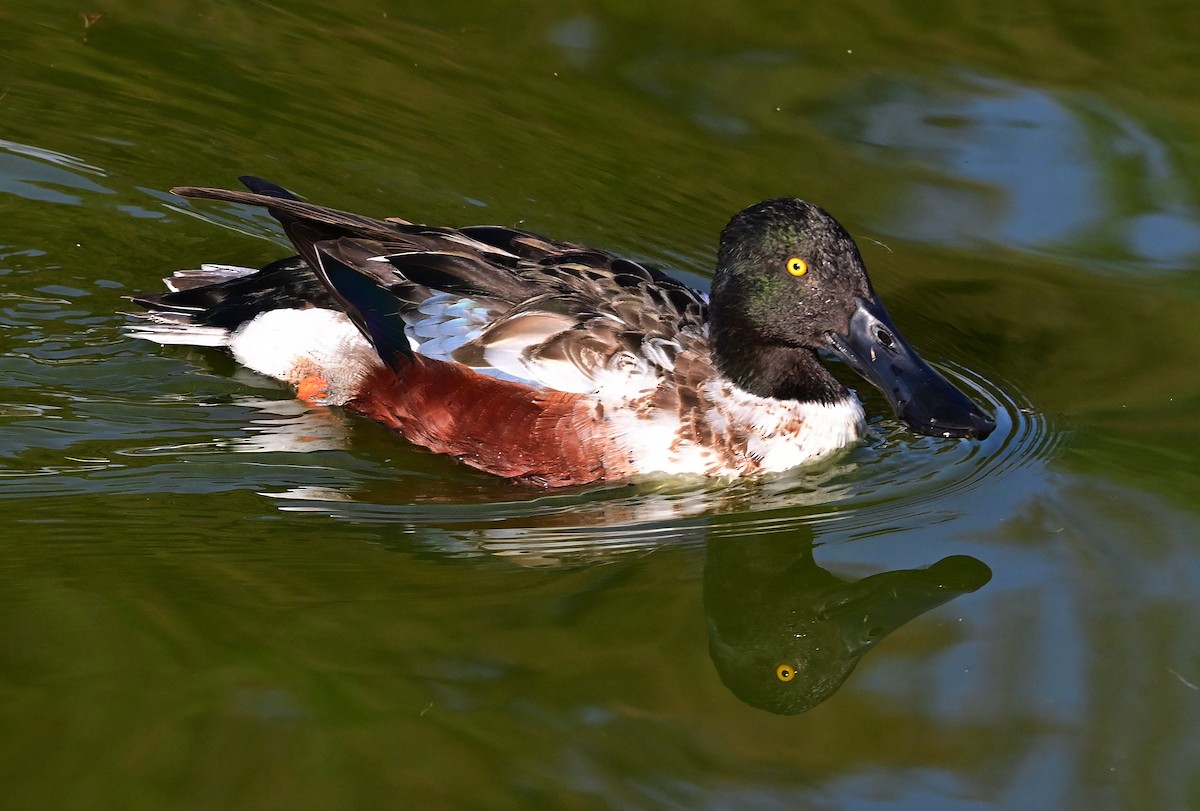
(775, 664), (797, 682)
(786, 257), (808, 277)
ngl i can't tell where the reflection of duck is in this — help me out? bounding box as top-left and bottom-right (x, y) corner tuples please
(705, 533), (990, 714)
(129, 177), (993, 486)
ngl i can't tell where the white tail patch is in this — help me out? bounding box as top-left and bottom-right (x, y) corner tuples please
(228, 308), (381, 404)
(127, 322), (232, 347)
(128, 307), (381, 405)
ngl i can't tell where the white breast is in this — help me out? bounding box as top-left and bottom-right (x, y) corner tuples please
(604, 381), (865, 478)
(703, 382), (865, 473)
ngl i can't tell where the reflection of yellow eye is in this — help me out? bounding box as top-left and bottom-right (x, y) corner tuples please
(786, 257), (808, 277)
(775, 664), (797, 682)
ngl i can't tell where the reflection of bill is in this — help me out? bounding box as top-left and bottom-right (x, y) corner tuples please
(705, 533), (990, 715)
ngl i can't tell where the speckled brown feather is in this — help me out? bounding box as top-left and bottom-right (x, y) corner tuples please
(170, 185), (708, 382)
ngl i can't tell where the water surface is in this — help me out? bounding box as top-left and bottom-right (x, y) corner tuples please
(2, 1), (1199, 808)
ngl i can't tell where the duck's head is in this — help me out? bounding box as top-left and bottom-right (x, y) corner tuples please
(709, 198), (995, 440)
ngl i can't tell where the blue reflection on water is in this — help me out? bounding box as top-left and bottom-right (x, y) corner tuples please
(0, 140), (114, 205)
(832, 72), (1200, 270)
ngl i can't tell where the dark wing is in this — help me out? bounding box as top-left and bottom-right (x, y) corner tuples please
(170, 178), (711, 397)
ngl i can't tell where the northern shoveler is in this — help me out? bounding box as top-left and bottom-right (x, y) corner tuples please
(129, 177), (995, 486)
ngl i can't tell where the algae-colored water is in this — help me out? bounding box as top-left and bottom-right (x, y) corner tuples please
(2, 1), (1199, 808)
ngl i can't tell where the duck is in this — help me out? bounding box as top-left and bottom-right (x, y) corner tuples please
(129, 176), (995, 487)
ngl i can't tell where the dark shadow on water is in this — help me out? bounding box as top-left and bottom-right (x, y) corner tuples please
(267, 470), (995, 715)
(704, 530), (990, 715)
(258, 463), (997, 714)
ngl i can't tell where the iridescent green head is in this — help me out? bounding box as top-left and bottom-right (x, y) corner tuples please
(709, 198), (994, 440)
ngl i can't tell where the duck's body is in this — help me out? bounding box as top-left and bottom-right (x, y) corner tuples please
(130, 177), (993, 486)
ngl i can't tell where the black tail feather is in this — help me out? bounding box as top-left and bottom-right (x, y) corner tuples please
(238, 176), (301, 200)
(170, 184), (403, 241)
(128, 256), (335, 329)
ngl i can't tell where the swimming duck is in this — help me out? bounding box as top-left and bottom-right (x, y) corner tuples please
(130, 177), (994, 486)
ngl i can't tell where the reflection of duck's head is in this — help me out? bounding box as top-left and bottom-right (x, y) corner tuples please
(704, 535), (990, 714)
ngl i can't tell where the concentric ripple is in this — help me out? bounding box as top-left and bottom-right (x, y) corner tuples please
(785, 362), (1063, 541)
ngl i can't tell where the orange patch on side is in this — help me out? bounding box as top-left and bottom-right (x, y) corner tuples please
(349, 356), (633, 486)
(296, 374), (330, 404)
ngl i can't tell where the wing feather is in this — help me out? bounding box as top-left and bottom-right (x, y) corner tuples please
(168, 180), (712, 398)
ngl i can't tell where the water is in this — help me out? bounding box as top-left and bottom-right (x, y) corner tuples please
(2, 1), (1200, 808)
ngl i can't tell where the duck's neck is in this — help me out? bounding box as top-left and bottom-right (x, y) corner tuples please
(711, 327), (850, 405)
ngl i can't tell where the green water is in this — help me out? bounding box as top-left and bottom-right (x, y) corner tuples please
(2, 0), (1199, 808)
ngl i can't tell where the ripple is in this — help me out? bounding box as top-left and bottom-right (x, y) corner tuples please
(259, 365), (1060, 564)
(0, 139), (114, 205)
(793, 363), (1062, 540)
